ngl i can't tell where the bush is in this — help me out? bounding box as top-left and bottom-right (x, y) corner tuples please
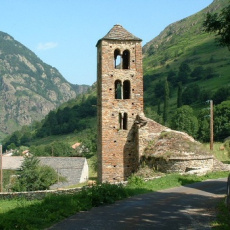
(12, 156), (58, 191)
(128, 175), (145, 186)
(224, 140), (230, 157)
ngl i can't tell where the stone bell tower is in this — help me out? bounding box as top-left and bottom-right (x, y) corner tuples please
(96, 24), (143, 183)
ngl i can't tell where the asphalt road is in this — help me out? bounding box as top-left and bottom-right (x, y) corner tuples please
(48, 178), (228, 230)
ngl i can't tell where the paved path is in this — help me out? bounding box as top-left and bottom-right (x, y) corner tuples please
(49, 178), (227, 230)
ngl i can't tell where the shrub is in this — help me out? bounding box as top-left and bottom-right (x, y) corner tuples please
(128, 175), (145, 186)
(224, 140), (230, 157)
(12, 156), (58, 191)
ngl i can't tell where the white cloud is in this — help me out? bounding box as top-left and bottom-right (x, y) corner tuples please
(37, 42), (58, 51)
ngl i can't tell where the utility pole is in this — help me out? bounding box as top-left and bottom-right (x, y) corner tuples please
(0, 144), (2, 192)
(210, 100), (214, 151)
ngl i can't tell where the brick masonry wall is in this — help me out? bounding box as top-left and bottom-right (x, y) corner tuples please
(97, 39), (143, 183)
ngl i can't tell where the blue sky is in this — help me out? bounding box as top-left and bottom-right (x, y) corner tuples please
(0, 0), (213, 85)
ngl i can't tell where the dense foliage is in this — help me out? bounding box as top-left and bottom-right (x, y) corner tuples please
(214, 100), (230, 141)
(2, 95), (97, 154)
(36, 95), (96, 137)
(170, 105), (198, 138)
(12, 156), (58, 192)
(203, 2), (230, 49)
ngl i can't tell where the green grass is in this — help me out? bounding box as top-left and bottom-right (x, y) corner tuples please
(126, 171), (230, 196)
(28, 133), (79, 146)
(204, 142), (230, 163)
(212, 201), (230, 230)
(0, 171), (229, 230)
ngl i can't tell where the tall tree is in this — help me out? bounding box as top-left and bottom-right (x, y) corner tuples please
(177, 82), (183, 108)
(203, 3), (230, 49)
(170, 105), (198, 138)
(163, 79), (169, 124)
(12, 156), (58, 191)
(214, 100), (230, 141)
(177, 62), (191, 84)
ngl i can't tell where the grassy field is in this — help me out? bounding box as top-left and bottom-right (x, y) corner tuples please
(0, 171), (229, 230)
(204, 142), (230, 164)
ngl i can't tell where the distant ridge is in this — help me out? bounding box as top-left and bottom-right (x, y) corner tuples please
(0, 31), (89, 139)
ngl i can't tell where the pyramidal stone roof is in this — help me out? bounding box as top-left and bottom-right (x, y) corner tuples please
(97, 24), (141, 46)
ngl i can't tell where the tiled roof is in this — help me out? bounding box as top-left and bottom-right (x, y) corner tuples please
(97, 24), (141, 45)
(2, 156), (88, 188)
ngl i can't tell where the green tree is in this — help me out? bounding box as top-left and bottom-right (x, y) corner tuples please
(170, 105), (198, 138)
(203, 3), (230, 49)
(204, 67), (216, 79)
(163, 79), (169, 124)
(177, 82), (183, 108)
(182, 84), (200, 105)
(154, 80), (164, 101)
(30, 141), (74, 157)
(197, 109), (210, 142)
(12, 156), (58, 191)
(167, 70), (177, 87)
(177, 62), (191, 84)
(190, 66), (204, 80)
(214, 100), (230, 141)
(145, 107), (163, 124)
(213, 86), (230, 104)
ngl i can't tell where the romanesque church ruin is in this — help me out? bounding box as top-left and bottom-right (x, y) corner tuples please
(96, 25), (229, 183)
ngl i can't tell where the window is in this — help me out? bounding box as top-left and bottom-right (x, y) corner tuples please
(123, 80), (130, 99)
(119, 112), (128, 130)
(119, 113), (122, 129)
(114, 49), (130, 69)
(115, 80), (131, 99)
(123, 113), (128, 130)
(122, 50), (130, 69)
(115, 80), (122, 99)
(114, 49), (121, 69)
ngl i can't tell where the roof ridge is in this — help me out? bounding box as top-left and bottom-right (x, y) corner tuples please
(97, 24), (141, 46)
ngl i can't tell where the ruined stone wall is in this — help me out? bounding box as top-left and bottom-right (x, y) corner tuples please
(97, 40), (143, 182)
(143, 156), (214, 173)
(0, 188), (82, 200)
(136, 115), (167, 158)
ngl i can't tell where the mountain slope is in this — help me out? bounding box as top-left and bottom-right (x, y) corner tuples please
(0, 31), (89, 139)
(143, 0), (230, 109)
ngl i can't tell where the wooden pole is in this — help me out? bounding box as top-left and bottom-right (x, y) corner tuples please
(210, 100), (214, 151)
(0, 144), (2, 192)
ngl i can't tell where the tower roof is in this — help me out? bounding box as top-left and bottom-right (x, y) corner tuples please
(96, 24), (142, 46)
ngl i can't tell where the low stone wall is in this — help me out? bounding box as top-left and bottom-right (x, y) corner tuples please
(0, 187), (82, 200)
(142, 155), (214, 174)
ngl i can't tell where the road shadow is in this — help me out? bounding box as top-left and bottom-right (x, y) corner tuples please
(179, 178), (227, 195)
(47, 179), (228, 230)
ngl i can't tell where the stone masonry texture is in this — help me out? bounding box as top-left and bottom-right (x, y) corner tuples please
(97, 25), (143, 182)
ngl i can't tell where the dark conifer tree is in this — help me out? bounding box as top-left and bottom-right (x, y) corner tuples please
(177, 82), (182, 108)
(163, 78), (169, 124)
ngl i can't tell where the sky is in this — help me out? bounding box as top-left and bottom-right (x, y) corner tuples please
(0, 0), (213, 86)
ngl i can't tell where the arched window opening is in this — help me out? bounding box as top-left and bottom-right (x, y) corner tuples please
(114, 49), (121, 69)
(123, 113), (128, 130)
(119, 113), (122, 129)
(115, 80), (122, 99)
(122, 50), (130, 69)
(123, 80), (130, 99)
(118, 112), (128, 130)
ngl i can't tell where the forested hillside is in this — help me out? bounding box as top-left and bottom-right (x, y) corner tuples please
(142, 0), (230, 141)
(143, 0), (230, 109)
